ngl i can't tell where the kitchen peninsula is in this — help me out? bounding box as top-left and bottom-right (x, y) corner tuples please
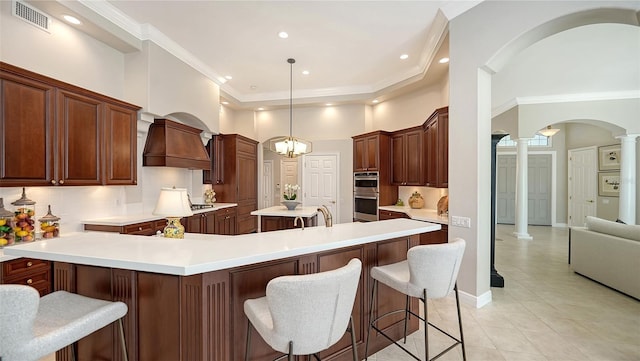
(4, 219), (440, 361)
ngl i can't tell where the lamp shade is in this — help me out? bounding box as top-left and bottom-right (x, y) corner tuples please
(152, 188), (193, 217)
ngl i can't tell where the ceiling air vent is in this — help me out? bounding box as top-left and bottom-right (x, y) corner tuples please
(12, 1), (50, 33)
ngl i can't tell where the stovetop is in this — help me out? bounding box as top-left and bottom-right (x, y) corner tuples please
(190, 204), (215, 210)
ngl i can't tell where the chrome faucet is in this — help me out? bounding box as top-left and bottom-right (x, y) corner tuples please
(294, 216), (305, 230)
(317, 205), (333, 227)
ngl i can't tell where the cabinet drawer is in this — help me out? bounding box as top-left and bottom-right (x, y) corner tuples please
(3, 268), (52, 297)
(124, 221), (155, 235)
(2, 258), (50, 278)
(378, 210), (409, 220)
(216, 207), (237, 216)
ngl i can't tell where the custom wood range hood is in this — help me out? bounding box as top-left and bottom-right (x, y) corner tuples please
(143, 119), (211, 170)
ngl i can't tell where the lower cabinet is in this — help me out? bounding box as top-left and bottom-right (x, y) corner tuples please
(184, 211), (216, 234)
(260, 215), (318, 232)
(1, 257), (52, 296)
(378, 209), (410, 220)
(214, 207), (237, 235)
(85, 220), (166, 236)
(420, 224), (448, 244)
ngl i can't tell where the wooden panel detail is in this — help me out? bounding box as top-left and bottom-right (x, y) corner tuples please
(112, 269), (137, 361)
(53, 262), (75, 361)
(298, 254), (317, 275)
(137, 272), (181, 361)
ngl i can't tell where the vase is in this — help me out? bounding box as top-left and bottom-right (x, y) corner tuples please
(281, 201), (301, 210)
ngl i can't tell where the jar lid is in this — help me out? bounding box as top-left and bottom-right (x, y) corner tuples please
(0, 198), (13, 218)
(39, 205), (60, 222)
(11, 187), (36, 206)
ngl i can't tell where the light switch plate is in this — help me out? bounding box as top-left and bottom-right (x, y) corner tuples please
(451, 216), (471, 228)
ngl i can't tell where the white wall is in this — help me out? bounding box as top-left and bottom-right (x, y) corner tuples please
(0, 1), (125, 99)
(372, 82), (447, 131)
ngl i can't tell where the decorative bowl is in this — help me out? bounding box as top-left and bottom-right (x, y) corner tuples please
(281, 201), (301, 210)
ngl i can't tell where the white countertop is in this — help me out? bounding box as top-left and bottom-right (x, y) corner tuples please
(3, 219), (440, 275)
(82, 203), (237, 226)
(0, 249), (20, 262)
(378, 206), (449, 225)
(251, 206), (318, 217)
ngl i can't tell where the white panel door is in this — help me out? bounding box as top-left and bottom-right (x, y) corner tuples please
(497, 154), (552, 225)
(262, 160), (274, 208)
(568, 147), (597, 226)
(280, 158), (299, 201)
(303, 154), (338, 226)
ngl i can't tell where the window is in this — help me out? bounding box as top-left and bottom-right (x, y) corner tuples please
(497, 134), (550, 147)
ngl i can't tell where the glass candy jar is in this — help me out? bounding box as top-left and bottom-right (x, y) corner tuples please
(0, 198), (15, 247)
(11, 187), (36, 243)
(39, 205), (60, 239)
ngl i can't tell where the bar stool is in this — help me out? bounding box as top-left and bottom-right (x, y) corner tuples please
(244, 258), (362, 361)
(365, 238), (466, 361)
(0, 284), (129, 361)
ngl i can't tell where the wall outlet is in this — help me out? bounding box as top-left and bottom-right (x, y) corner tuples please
(451, 216), (471, 228)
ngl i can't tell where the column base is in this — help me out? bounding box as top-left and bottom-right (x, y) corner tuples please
(513, 231), (533, 240)
(491, 270), (504, 288)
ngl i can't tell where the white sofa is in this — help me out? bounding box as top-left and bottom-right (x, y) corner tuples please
(570, 216), (640, 299)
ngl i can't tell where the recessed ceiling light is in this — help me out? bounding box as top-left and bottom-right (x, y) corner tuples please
(278, 31), (289, 39)
(439, 57), (450, 64)
(63, 15), (82, 25)
(302, 70), (310, 75)
(325, 103), (332, 106)
(372, 99), (379, 104)
(400, 54), (409, 60)
(225, 75), (233, 80)
(221, 101), (229, 105)
(257, 107), (264, 111)
(250, 85), (257, 90)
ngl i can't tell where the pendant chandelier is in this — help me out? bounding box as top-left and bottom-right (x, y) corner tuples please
(537, 125), (560, 137)
(266, 58), (312, 158)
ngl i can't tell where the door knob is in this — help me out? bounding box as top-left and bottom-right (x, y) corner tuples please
(587, 200), (594, 203)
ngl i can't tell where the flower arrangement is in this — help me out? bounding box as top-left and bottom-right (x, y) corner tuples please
(283, 184), (299, 200)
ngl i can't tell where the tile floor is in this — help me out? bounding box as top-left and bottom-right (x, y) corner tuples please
(41, 225), (639, 361)
(368, 224), (640, 361)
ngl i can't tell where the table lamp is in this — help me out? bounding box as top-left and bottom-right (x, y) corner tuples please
(152, 187), (193, 238)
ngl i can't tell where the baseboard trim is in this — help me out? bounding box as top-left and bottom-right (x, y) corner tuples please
(459, 289), (492, 308)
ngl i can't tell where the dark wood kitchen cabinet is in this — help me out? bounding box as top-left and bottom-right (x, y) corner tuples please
(1, 258), (52, 296)
(423, 106), (448, 188)
(391, 126), (423, 186)
(0, 62), (139, 187)
(378, 209), (410, 220)
(213, 134), (258, 234)
(203, 135), (224, 185)
(214, 206), (237, 235)
(184, 210), (217, 234)
(352, 131), (391, 172)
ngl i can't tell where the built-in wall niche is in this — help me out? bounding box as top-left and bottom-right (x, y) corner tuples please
(398, 186), (448, 210)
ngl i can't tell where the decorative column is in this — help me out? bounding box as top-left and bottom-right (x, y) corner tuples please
(491, 133), (508, 287)
(514, 138), (532, 240)
(617, 134), (639, 224)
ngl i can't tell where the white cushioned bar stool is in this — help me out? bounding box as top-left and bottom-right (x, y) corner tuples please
(365, 238), (466, 361)
(0, 284), (129, 361)
(244, 258), (362, 361)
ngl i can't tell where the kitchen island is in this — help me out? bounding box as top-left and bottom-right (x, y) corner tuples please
(251, 205), (318, 232)
(5, 219), (440, 361)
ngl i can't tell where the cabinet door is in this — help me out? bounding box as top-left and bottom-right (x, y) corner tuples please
(365, 135), (378, 170)
(203, 211), (216, 234)
(437, 113), (449, 187)
(391, 134), (405, 185)
(0, 74), (56, 186)
(353, 137), (366, 171)
(104, 102), (137, 185)
(184, 214), (203, 233)
(424, 120), (438, 187)
(404, 129), (423, 185)
(57, 89), (103, 186)
(203, 135), (224, 184)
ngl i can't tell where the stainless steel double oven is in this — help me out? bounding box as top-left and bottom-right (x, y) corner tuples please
(353, 172), (379, 222)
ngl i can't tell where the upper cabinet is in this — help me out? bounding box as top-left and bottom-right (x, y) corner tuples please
(352, 131), (391, 172)
(0, 63), (139, 187)
(423, 106), (448, 188)
(203, 135), (224, 185)
(391, 126), (423, 186)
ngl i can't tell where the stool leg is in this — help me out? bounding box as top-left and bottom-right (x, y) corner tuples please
(349, 315), (358, 361)
(118, 318), (129, 361)
(403, 294), (410, 343)
(455, 284), (466, 361)
(364, 279), (378, 360)
(288, 341), (294, 361)
(245, 319), (252, 361)
(423, 289), (429, 361)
